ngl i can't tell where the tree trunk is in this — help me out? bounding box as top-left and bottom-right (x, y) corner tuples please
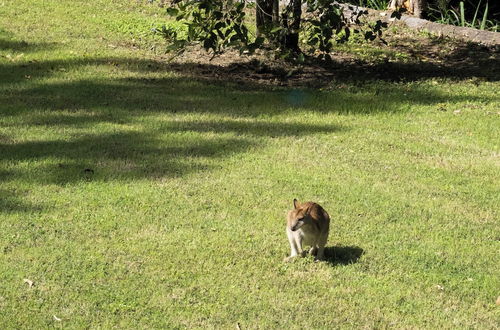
(411, 0), (427, 18)
(283, 0), (302, 51)
(256, 0), (279, 37)
(389, 0), (427, 18)
(388, 0), (404, 10)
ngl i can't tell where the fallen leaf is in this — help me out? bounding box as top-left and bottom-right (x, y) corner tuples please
(23, 279), (34, 288)
(53, 315), (62, 322)
(496, 296), (500, 305)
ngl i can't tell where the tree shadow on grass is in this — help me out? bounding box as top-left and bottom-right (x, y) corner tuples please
(0, 66), (490, 120)
(0, 53), (344, 211)
(0, 123), (341, 185)
(0, 131), (250, 184)
(0, 38), (57, 53)
(0, 42), (498, 212)
(323, 245), (364, 266)
(0, 28), (57, 53)
(0, 54), (496, 187)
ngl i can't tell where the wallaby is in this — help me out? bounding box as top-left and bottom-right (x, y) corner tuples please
(285, 199), (330, 261)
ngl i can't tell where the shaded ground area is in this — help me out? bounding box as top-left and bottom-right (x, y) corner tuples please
(164, 27), (500, 87)
(324, 245), (364, 266)
(2, 24), (498, 89)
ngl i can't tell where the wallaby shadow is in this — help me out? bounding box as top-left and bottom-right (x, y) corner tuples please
(323, 245), (364, 266)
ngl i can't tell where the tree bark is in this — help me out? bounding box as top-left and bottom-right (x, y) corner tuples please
(389, 0), (427, 18)
(411, 0), (427, 18)
(283, 0), (302, 51)
(256, 0), (279, 37)
(389, 0), (404, 10)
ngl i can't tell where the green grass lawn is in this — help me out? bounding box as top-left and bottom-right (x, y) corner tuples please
(1, 0), (499, 328)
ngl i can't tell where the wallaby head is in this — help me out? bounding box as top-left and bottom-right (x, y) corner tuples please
(287, 198), (313, 232)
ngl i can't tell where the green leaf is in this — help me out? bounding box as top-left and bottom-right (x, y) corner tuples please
(203, 38), (214, 50)
(236, 2), (245, 11)
(213, 11), (223, 20)
(307, 37), (319, 46)
(254, 36), (265, 46)
(166, 7), (179, 17)
(214, 22), (225, 30)
(364, 31), (374, 40)
(270, 26), (283, 33)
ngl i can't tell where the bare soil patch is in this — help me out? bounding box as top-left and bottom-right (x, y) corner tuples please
(163, 25), (499, 88)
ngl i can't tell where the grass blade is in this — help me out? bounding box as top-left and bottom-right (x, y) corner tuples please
(480, 2), (488, 30)
(460, 1), (465, 27)
(471, 0), (482, 28)
(449, 9), (460, 25)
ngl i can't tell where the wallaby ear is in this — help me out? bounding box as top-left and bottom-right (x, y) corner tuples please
(293, 198), (299, 209)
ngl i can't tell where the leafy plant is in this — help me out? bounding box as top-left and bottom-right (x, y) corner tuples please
(302, 1), (386, 60)
(155, 0), (257, 57)
(157, 0), (388, 61)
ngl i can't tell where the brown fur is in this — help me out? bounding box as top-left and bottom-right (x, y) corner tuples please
(285, 199), (330, 261)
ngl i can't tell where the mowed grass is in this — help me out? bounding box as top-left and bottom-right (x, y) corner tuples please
(1, 0), (499, 328)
